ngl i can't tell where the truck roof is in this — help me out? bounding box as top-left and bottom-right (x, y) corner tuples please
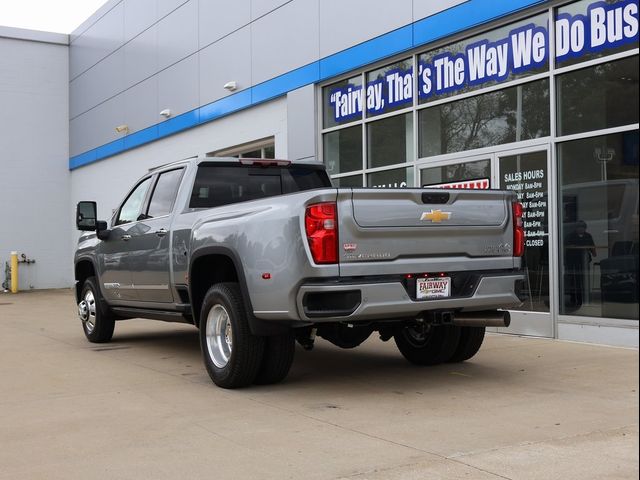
(147, 156), (309, 173)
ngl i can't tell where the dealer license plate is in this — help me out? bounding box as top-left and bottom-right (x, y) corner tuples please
(416, 277), (451, 300)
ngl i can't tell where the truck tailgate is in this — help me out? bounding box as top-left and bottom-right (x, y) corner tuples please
(338, 188), (517, 275)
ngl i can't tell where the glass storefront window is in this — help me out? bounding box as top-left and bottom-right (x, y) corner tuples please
(421, 159), (491, 187)
(318, 0), (640, 342)
(418, 79), (550, 157)
(556, 55), (639, 136)
(367, 167), (414, 188)
(323, 75), (363, 128)
(365, 58), (413, 117)
(418, 13), (549, 103)
(323, 125), (362, 176)
(367, 113), (413, 169)
(263, 145), (275, 159)
(558, 131), (639, 320)
(333, 175), (363, 187)
(555, 0), (640, 68)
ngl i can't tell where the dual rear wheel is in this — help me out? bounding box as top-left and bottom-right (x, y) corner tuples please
(394, 324), (486, 366)
(198, 282), (486, 388)
(199, 283), (295, 389)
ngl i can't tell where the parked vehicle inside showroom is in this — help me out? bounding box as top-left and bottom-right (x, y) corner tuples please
(74, 157), (525, 388)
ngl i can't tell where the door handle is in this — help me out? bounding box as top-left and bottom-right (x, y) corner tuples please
(155, 228), (168, 237)
(121, 234), (132, 241)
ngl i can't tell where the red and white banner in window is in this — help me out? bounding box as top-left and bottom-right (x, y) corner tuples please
(425, 178), (490, 190)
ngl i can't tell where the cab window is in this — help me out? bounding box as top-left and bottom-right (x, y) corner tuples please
(147, 168), (184, 218)
(116, 177), (152, 225)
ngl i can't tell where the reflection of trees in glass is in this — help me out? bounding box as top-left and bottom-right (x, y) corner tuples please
(444, 160), (489, 181)
(426, 79), (549, 156)
(557, 56), (639, 136)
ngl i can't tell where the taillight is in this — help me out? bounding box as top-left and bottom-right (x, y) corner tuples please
(305, 202), (338, 264)
(512, 201), (525, 257)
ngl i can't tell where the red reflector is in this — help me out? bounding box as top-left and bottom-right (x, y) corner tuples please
(305, 202), (338, 264)
(512, 202), (525, 257)
(261, 273), (271, 280)
(239, 158), (291, 167)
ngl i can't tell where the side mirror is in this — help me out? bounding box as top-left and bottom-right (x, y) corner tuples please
(76, 201), (97, 231)
(77, 202), (111, 240)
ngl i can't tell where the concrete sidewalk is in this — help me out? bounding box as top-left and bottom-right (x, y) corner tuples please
(0, 289), (638, 479)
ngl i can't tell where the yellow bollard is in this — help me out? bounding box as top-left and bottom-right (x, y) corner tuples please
(10, 251), (18, 293)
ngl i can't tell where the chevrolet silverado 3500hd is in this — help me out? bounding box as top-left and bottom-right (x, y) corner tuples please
(74, 157), (525, 388)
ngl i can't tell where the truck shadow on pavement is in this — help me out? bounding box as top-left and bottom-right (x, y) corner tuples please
(284, 342), (516, 392)
(105, 326), (516, 393)
(107, 328), (201, 359)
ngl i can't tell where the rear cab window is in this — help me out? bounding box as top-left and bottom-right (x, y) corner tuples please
(189, 163), (331, 209)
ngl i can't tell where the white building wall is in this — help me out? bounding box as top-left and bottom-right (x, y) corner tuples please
(70, 97), (287, 229)
(0, 29), (71, 290)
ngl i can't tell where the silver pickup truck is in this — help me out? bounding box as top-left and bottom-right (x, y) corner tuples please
(74, 156), (525, 388)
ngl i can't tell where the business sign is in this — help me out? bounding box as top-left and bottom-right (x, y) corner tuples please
(501, 159), (548, 248)
(326, 0), (639, 123)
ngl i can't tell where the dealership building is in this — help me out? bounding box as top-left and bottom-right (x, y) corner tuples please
(0, 0), (638, 346)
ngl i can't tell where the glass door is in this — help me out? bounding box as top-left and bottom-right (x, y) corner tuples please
(419, 147), (554, 338)
(495, 146), (554, 337)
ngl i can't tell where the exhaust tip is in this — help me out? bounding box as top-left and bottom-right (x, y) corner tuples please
(452, 310), (511, 328)
(502, 310), (511, 328)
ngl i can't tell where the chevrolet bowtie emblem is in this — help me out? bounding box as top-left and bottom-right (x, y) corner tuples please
(420, 209), (452, 222)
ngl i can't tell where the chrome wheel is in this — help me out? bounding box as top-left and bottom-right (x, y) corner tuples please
(78, 289), (97, 334)
(206, 304), (233, 368)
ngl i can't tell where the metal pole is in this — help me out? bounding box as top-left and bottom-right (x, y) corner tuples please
(10, 251), (18, 294)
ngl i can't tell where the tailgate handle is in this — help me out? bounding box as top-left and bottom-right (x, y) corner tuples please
(421, 192), (450, 204)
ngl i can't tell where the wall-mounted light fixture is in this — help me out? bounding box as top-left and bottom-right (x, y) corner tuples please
(160, 109), (172, 118)
(223, 81), (237, 92)
(115, 124), (129, 134)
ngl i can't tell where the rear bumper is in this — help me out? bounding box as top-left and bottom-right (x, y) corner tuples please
(294, 273), (525, 322)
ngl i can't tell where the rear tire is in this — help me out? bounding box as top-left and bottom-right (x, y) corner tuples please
(448, 327), (485, 363)
(78, 276), (115, 343)
(254, 331), (296, 385)
(199, 283), (265, 389)
(394, 324), (461, 365)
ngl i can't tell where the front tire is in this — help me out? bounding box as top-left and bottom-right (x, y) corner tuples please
(199, 283), (265, 389)
(394, 324), (461, 365)
(78, 276), (115, 343)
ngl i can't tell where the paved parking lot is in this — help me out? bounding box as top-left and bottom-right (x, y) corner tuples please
(0, 289), (638, 479)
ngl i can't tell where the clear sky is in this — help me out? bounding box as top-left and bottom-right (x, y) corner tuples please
(0, 0), (109, 34)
